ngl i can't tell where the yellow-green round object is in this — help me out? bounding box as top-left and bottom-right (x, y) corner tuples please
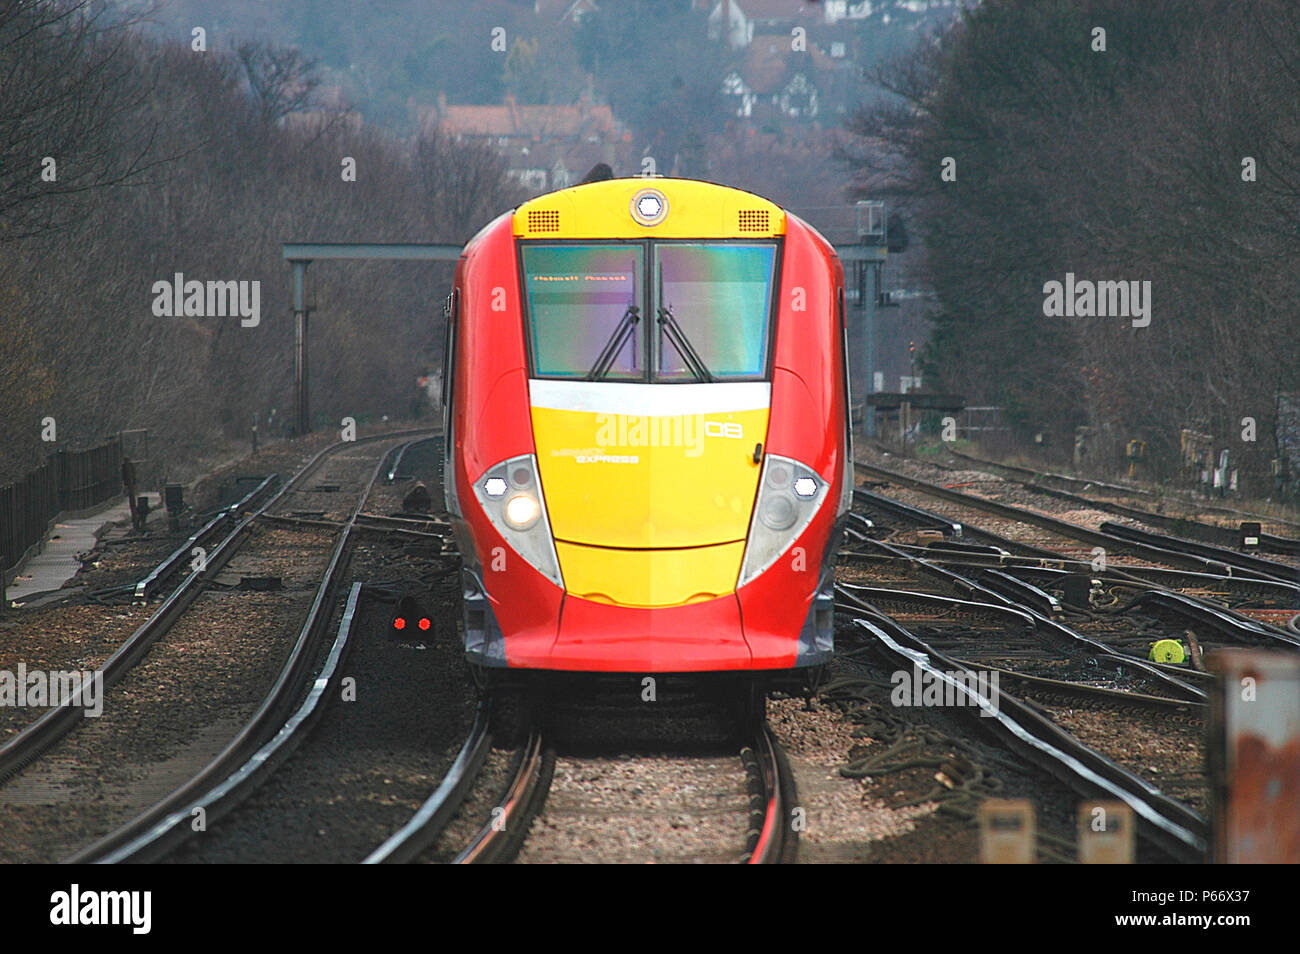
(1149, 639), (1186, 664)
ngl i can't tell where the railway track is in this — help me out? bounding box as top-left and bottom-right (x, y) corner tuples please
(852, 461), (1300, 651)
(943, 447), (1300, 542)
(0, 431), (436, 863)
(1, 434), (1260, 864)
(0, 474), (278, 784)
(829, 471), (1249, 859)
(835, 576), (1204, 701)
(368, 710), (796, 864)
(846, 613), (1207, 861)
(836, 585), (1210, 815)
(857, 460), (1298, 584)
(12, 428), (800, 866)
(852, 485), (1299, 614)
(65, 434), (437, 863)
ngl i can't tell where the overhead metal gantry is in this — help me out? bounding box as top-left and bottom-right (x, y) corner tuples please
(281, 231), (887, 435)
(281, 243), (462, 434)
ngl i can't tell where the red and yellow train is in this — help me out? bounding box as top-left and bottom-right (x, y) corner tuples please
(442, 177), (850, 696)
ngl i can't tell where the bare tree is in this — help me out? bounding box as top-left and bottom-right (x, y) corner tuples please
(235, 40), (321, 126)
(414, 130), (526, 242)
(0, 0), (160, 241)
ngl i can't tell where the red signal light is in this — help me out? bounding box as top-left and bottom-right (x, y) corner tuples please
(391, 595), (431, 640)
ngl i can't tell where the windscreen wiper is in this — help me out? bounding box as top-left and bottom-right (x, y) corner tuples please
(656, 305), (713, 383)
(586, 305), (640, 380)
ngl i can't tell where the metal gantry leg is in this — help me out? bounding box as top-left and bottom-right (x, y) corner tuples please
(291, 259), (311, 435)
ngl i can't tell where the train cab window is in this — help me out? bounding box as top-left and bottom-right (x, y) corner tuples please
(521, 244), (644, 379)
(652, 243), (775, 382)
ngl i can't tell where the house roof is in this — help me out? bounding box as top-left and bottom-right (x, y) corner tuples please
(420, 96), (627, 142)
(741, 33), (834, 93)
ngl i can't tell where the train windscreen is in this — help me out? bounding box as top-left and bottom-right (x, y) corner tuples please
(521, 241), (775, 382)
(521, 244), (643, 379)
(653, 243), (775, 382)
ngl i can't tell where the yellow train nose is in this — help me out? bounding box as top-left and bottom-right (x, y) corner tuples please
(555, 540), (747, 607)
(530, 381), (770, 607)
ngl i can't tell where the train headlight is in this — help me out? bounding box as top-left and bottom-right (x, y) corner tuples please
(759, 495), (797, 531)
(504, 493), (540, 529)
(472, 455), (563, 587)
(738, 454), (826, 587)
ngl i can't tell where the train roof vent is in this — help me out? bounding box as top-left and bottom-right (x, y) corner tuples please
(738, 209), (770, 232)
(528, 208), (561, 232)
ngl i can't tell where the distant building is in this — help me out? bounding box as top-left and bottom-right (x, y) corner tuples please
(721, 30), (846, 121)
(418, 93), (634, 194)
(707, 0), (834, 49)
(708, 3), (863, 121)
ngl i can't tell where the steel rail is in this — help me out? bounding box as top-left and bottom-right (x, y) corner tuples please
(854, 461), (1300, 624)
(842, 579), (1206, 707)
(855, 485), (1102, 562)
(837, 583), (1038, 628)
(853, 487), (963, 537)
(354, 512), (453, 534)
(363, 705), (494, 864)
(744, 724), (798, 864)
(261, 511), (449, 543)
(854, 541), (1300, 608)
(453, 728), (551, 864)
(133, 478), (276, 603)
(941, 448), (1153, 497)
(995, 560), (1299, 603)
(1120, 589), (1300, 651)
(955, 660), (1206, 715)
(385, 441), (418, 483)
(68, 432), (435, 863)
(1099, 520), (1298, 584)
(952, 453), (1300, 555)
(977, 569), (1064, 618)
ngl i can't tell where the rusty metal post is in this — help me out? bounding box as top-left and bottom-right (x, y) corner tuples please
(291, 259), (311, 435)
(1208, 649), (1300, 863)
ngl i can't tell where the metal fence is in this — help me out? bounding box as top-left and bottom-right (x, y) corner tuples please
(1, 438), (123, 581)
